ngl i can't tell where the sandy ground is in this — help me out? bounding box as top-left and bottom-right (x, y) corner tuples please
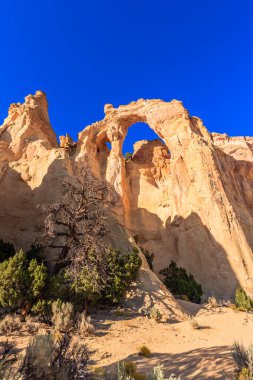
(1, 302), (253, 379)
(86, 302), (253, 379)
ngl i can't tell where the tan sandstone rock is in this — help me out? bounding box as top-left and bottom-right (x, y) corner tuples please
(1, 92), (253, 311)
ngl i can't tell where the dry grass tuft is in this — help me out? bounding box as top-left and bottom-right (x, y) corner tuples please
(0, 314), (21, 334)
(77, 312), (95, 337)
(149, 306), (163, 323)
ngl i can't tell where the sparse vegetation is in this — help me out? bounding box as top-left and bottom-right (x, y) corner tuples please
(19, 332), (88, 379)
(77, 312), (95, 337)
(149, 306), (163, 322)
(235, 287), (253, 312)
(207, 296), (218, 309)
(125, 152), (133, 161)
(140, 247), (154, 271)
(159, 260), (203, 303)
(114, 362), (180, 380)
(232, 342), (253, 379)
(189, 316), (200, 330)
(138, 345), (151, 357)
(40, 170), (141, 313)
(51, 299), (74, 333)
(0, 341), (16, 379)
(31, 299), (52, 323)
(124, 361), (137, 377)
(0, 314), (21, 334)
(117, 361), (147, 380)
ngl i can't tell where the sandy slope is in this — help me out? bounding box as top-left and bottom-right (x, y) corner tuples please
(86, 303), (253, 379)
(1, 303), (252, 379)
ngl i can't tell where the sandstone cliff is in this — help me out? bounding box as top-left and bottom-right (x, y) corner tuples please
(1, 91), (253, 305)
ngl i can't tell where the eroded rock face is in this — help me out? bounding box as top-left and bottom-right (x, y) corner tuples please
(1, 92), (253, 302)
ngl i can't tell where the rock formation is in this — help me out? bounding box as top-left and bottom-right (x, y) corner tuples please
(1, 91), (253, 307)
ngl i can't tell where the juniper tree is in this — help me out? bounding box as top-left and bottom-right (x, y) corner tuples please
(41, 169), (117, 312)
(41, 169), (141, 313)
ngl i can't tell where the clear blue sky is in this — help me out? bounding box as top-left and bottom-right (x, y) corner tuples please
(0, 1), (252, 153)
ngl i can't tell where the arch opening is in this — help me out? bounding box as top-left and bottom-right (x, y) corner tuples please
(122, 122), (170, 159)
(122, 122), (163, 156)
(106, 141), (112, 150)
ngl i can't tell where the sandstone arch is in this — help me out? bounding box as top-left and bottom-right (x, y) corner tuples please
(77, 99), (253, 298)
(1, 93), (253, 300)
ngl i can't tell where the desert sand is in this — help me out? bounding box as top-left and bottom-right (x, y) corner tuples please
(1, 302), (253, 378)
(85, 302), (253, 379)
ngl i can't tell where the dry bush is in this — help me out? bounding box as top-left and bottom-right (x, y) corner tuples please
(232, 342), (253, 379)
(207, 296), (218, 309)
(51, 300), (74, 333)
(138, 345), (151, 357)
(0, 340), (17, 379)
(77, 312), (95, 337)
(107, 361), (180, 380)
(189, 317), (200, 330)
(154, 364), (165, 380)
(149, 306), (163, 323)
(0, 315), (21, 334)
(19, 332), (88, 379)
(220, 299), (231, 307)
(154, 364), (181, 380)
(20, 333), (54, 378)
(23, 316), (39, 335)
(117, 361), (147, 380)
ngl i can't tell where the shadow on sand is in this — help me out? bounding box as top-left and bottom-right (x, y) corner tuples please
(92, 345), (234, 380)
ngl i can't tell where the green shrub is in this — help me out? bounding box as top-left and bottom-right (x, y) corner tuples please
(31, 300), (52, 323)
(26, 244), (44, 263)
(125, 152), (133, 160)
(46, 271), (71, 301)
(0, 250), (29, 308)
(235, 287), (253, 312)
(66, 250), (103, 313)
(0, 245), (141, 316)
(140, 247), (154, 271)
(0, 250), (48, 309)
(159, 260), (203, 303)
(237, 367), (252, 380)
(138, 345), (151, 357)
(67, 247), (141, 311)
(103, 247), (141, 303)
(0, 239), (15, 263)
(28, 259), (48, 300)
